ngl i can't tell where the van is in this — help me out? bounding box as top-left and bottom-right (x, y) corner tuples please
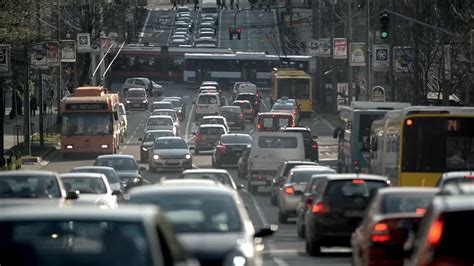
(247, 132), (305, 193)
(201, 0), (218, 20)
(194, 92), (221, 120)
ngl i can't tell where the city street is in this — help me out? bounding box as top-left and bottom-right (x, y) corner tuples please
(38, 84), (349, 265)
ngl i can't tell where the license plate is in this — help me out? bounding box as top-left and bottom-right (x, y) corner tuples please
(344, 210), (364, 217)
(234, 152), (241, 156)
(166, 160), (180, 165)
(133, 104), (140, 107)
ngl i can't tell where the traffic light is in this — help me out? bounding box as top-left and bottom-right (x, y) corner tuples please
(229, 27), (233, 40)
(236, 27), (241, 40)
(379, 12), (390, 39)
(229, 27), (242, 40)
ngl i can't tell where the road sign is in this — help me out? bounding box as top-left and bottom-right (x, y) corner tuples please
(0, 45), (11, 77)
(60, 40), (76, 63)
(373, 45), (390, 71)
(371, 86), (386, 102)
(333, 38), (347, 59)
(319, 38), (331, 57)
(77, 33), (91, 53)
(31, 42), (48, 69)
(47, 42), (59, 67)
(308, 40), (320, 56)
(350, 42), (366, 66)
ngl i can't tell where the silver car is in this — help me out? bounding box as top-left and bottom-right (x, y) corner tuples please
(145, 115), (177, 135)
(178, 168), (243, 190)
(122, 77), (163, 96)
(149, 136), (193, 172)
(278, 166), (336, 223)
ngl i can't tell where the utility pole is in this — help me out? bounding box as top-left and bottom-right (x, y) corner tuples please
(24, 0), (31, 155)
(37, 0), (44, 147)
(365, 0), (371, 100)
(331, 0), (337, 112)
(347, 0), (353, 103)
(0, 78), (4, 160)
(56, 0), (62, 124)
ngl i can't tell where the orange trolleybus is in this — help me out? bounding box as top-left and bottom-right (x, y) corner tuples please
(60, 87), (121, 157)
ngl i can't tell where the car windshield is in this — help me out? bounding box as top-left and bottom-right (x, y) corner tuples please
(272, 104), (294, 111)
(154, 138), (188, 149)
(258, 136), (297, 148)
(381, 193), (435, 214)
(164, 99), (182, 107)
(221, 135), (252, 144)
(222, 107), (241, 113)
(199, 127), (225, 135)
(0, 174), (61, 199)
(144, 131), (174, 142)
(62, 113), (113, 136)
(236, 94), (256, 102)
(286, 130), (312, 140)
(147, 117), (172, 126)
(130, 193), (242, 233)
(202, 118), (224, 125)
(61, 177), (107, 194)
(94, 158), (138, 171)
(198, 95), (218, 104)
(180, 173), (233, 187)
(71, 168), (120, 184)
(232, 101), (251, 109)
(0, 221), (152, 266)
(289, 170), (335, 183)
(152, 103), (173, 110)
(128, 89), (145, 97)
(324, 180), (388, 199)
(151, 111), (176, 120)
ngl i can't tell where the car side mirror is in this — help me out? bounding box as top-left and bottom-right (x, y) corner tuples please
(237, 184), (244, 190)
(112, 190), (122, 196)
(305, 196), (314, 207)
(139, 166), (146, 172)
(126, 111), (130, 115)
(138, 138), (143, 141)
(66, 190), (79, 200)
(254, 225), (278, 238)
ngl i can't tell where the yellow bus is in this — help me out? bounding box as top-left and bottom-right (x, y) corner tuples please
(370, 106), (474, 186)
(270, 68), (312, 115)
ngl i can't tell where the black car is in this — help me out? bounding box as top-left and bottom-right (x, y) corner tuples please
(93, 155), (146, 191)
(139, 130), (175, 163)
(212, 134), (252, 168)
(281, 127), (319, 162)
(220, 106), (246, 129)
(235, 92), (260, 113)
(304, 174), (390, 256)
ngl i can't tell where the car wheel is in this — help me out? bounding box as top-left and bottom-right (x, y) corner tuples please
(306, 236), (321, 257)
(278, 211), (288, 224)
(194, 148), (200, 155)
(297, 218), (305, 239)
(270, 193), (277, 206)
(241, 124), (246, 130)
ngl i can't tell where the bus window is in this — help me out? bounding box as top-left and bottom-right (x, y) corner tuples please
(359, 114), (384, 151)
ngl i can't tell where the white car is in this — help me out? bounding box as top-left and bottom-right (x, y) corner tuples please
(150, 109), (181, 135)
(171, 38), (188, 46)
(122, 77), (163, 96)
(199, 32), (215, 38)
(201, 115), (230, 133)
(146, 115), (177, 135)
(59, 173), (119, 208)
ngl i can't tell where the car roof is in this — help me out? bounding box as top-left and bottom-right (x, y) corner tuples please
(290, 166), (333, 172)
(72, 166), (115, 171)
(96, 154), (135, 159)
(128, 87), (146, 91)
(182, 168), (230, 174)
(324, 173), (389, 182)
(285, 160), (317, 164)
(260, 112), (293, 116)
(223, 133), (251, 137)
(222, 106), (240, 109)
(154, 136), (184, 141)
(146, 129), (174, 133)
(232, 100), (251, 103)
(0, 170), (57, 177)
(59, 172), (105, 179)
(237, 92), (256, 96)
(202, 115), (225, 119)
(130, 180), (234, 196)
(148, 115), (173, 119)
(198, 92), (220, 96)
(441, 171), (474, 179)
(152, 109), (176, 113)
(282, 127), (311, 132)
(152, 101), (172, 104)
(199, 124), (226, 128)
(0, 205), (161, 222)
(376, 187), (440, 195)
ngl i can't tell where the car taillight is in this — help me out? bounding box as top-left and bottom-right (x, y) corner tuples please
(428, 219), (444, 246)
(240, 113), (244, 118)
(217, 144), (226, 152)
(371, 222), (391, 243)
(311, 143), (318, 150)
(283, 185), (295, 195)
(311, 203), (328, 213)
(352, 179), (365, 184)
(464, 175), (474, 179)
(257, 124), (261, 129)
(305, 195), (314, 208)
(416, 208), (426, 214)
(195, 134), (202, 141)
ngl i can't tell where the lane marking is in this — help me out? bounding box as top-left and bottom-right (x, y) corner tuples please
(120, 115), (147, 154)
(246, 11), (251, 51)
(138, 10), (152, 44)
(248, 193), (268, 225)
(184, 103), (195, 141)
(218, 10), (223, 48)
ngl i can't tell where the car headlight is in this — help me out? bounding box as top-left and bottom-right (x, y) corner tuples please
(126, 100), (130, 103)
(224, 251), (248, 266)
(153, 154), (159, 160)
(142, 100), (148, 103)
(66, 145), (74, 149)
(142, 146), (148, 151)
(133, 177), (141, 183)
(101, 144), (109, 149)
(185, 154), (192, 159)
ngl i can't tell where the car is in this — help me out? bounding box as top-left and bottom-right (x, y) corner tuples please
(212, 133), (252, 167)
(199, 21), (215, 29)
(270, 160), (320, 205)
(256, 112), (296, 132)
(118, 102), (128, 140)
(232, 100), (256, 122)
(271, 102), (299, 122)
(122, 77), (163, 96)
(276, 97), (298, 108)
(296, 172), (339, 239)
(127, 179), (276, 266)
(0, 205), (193, 266)
(125, 88), (148, 110)
(200, 115), (229, 133)
(149, 136), (193, 172)
(174, 28), (190, 35)
(199, 27), (215, 33)
(304, 174), (390, 256)
(162, 96), (186, 121)
(93, 154), (146, 191)
(171, 38), (188, 46)
(177, 17), (193, 25)
(175, 20), (192, 31)
(281, 127), (319, 162)
(201, 16), (215, 24)
(138, 129), (175, 163)
(0, 170), (78, 206)
(150, 100), (174, 112)
(220, 106), (246, 129)
(193, 124), (227, 154)
(277, 166), (336, 223)
(177, 6), (190, 13)
(438, 182), (474, 196)
(232, 81), (252, 97)
(351, 187), (438, 266)
(59, 173), (119, 208)
(178, 169), (243, 190)
(145, 115), (177, 135)
(150, 109), (180, 135)
(172, 34), (190, 42)
(70, 166), (122, 192)
(194, 92), (222, 120)
(235, 92), (260, 113)
(197, 86), (218, 95)
(195, 42), (217, 48)
(199, 31), (216, 38)
(436, 171), (474, 187)
(408, 194), (474, 266)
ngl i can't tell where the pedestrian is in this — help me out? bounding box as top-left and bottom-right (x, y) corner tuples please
(30, 95), (38, 117)
(171, 0), (177, 10)
(194, 0), (199, 10)
(221, 0), (227, 9)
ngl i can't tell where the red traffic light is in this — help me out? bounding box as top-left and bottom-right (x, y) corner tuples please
(236, 27), (241, 33)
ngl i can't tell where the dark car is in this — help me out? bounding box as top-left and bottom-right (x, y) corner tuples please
(127, 179), (276, 266)
(351, 187), (438, 266)
(139, 130), (175, 163)
(193, 124), (227, 154)
(408, 194), (474, 266)
(93, 154), (146, 191)
(70, 166), (122, 192)
(0, 206), (193, 266)
(270, 160), (319, 206)
(125, 88), (148, 110)
(232, 100), (256, 122)
(281, 127), (319, 162)
(212, 133), (252, 168)
(235, 92), (260, 113)
(220, 106), (246, 129)
(0, 171), (79, 207)
(304, 174), (390, 256)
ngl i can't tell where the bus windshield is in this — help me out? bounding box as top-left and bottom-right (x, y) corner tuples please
(359, 113), (385, 151)
(62, 113), (113, 136)
(277, 79), (309, 99)
(402, 117), (474, 172)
